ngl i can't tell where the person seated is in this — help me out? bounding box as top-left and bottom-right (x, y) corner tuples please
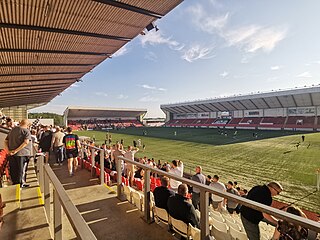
(272, 206), (308, 240)
(167, 184), (200, 228)
(134, 168), (144, 179)
(153, 176), (175, 211)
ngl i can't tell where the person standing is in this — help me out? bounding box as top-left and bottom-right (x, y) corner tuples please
(225, 181), (240, 214)
(51, 126), (65, 166)
(169, 160), (184, 192)
(124, 145), (139, 186)
(39, 125), (52, 163)
(209, 175), (226, 211)
(63, 127), (81, 176)
(4, 119), (32, 188)
(191, 166), (206, 209)
(241, 181), (283, 240)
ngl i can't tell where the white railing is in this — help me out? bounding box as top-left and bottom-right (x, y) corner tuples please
(37, 155), (96, 240)
(117, 156), (320, 240)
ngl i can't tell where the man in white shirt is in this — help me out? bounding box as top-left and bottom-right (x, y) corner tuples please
(51, 126), (65, 165)
(209, 175), (226, 211)
(124, 146), (139, 186)
(169, 160), (184, 192)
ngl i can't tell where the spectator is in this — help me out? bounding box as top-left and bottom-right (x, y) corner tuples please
(167, 184), (200, 228)
(113, 143), (125, 173)
(241, 181), (283, 240)
(124, 145), (139, 186)
(39, 125), (52, 163)
(206, 175), (212, 185)
(169, 160), (183, 192)
(225, 181), (240, 214)
(51, 126), (65, 166)
(4, 119), (32, 188)
(272, 206), (308, 240)
(209, 175), (226, 211)
(63, 127), (81, 176)
(153, 176), (175, 211)
(191, 166), (206, 209)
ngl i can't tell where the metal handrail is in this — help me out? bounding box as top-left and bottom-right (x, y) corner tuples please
(38, 155), (97, 240)
(118, 156), (320, 239)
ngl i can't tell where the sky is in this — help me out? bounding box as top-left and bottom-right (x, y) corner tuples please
(31, 0), (320, 117)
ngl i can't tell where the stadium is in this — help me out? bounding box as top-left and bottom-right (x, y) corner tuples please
(0, 0), (320, 240)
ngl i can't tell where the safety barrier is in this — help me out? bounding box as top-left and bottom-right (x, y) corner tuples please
(117, 156), (320, 240)
(37, 155), (96, 240)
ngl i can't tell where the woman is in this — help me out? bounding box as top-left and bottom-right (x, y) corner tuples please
(272, 206), (308, 240)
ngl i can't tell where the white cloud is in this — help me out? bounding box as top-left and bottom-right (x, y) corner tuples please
(144, 51), (158, 62)
(95, 92), (108, 97)
(296, 71), (312, 78)
(222, 25), (287, 53)
(112, 46), (128, 57)
(140, 31), (180, 48)
(141, 84), (166, 91)
(220, 71), (229, 78)
(139, 96), (159, 102)
(117, 94), (128, 99)
(187, 4), (229, 34)
(271, 65), (281, 70)
(182, 44), (215, 63)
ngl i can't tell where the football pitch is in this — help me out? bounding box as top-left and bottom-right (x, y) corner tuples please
(77, 127), (320, 214)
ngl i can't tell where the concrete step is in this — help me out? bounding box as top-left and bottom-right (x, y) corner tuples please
(0, 160), (52, 240)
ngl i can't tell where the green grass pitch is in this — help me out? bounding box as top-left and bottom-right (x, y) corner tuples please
(77, 127), (320, 214)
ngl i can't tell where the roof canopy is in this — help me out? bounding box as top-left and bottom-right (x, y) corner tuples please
(0, 0), (182, 108)
(65, 106), (147, 118)
(161, 86), (320, 114)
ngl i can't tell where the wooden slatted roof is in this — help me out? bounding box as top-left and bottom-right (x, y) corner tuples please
(0, 0), (182, 108)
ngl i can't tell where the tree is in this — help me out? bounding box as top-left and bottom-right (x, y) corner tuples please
(28, 112), (64, 126)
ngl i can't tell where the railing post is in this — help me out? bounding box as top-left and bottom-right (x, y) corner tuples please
(200, 190), (209, 240)
(116, 157), (122, 198)
(80, 146), (84, 169)
(91, 148), (95, 177)
(44, 171), (50, 223)
(317, 168), (320, 191)
(39, 154), (44, 194)
(100, 149), (104, 185)
(143, 169), (151, 223)
(53, 189), (62, 240)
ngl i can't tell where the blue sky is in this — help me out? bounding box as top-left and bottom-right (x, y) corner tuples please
(32, 0), (320, 117)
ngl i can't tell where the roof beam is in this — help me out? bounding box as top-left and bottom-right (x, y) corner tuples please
(248, 99), (259, 109)
(0, 48), (110, 56)
(208, 103), (221, 111)
(195, 104), (211, 112)
(261, 98), (271, 108)
(0, 63), (94, 67)
(0, 82), (73, 90)
(291, 95), (298, 107)
(186, 105), (201, 113)
(309, 93), (314, 106)
(91, 0), (163, 18)
(226, 101), (239, 110)
(0, 87), (66, 97)
(0, 72), (84, 77)
(234, 101), (248, 110)
(0, 77), (77, 85)
(0, 23), (131, 41)
(275, 96), (284, 108)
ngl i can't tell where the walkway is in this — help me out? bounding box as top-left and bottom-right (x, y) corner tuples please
(51, 161), (175, 240)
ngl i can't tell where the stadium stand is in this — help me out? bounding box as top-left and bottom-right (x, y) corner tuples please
(161, 86), (320, 132)
(64, 107), (146, 130)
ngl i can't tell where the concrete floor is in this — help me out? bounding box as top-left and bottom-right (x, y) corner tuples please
(0, 157), (177, 240)
(50, 159), (176, 240)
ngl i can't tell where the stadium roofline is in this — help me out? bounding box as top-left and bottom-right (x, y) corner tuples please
(161, 85), (320, 108)
(66, 106), (147, 112)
